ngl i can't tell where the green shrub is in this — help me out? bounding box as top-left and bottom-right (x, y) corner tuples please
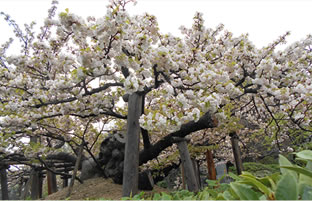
(121, 150), (312, 200)
(218, 150), (312, 200)
(229, 162), (280, 177)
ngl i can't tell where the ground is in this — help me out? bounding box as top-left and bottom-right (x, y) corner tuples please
(45, 177), (168, 200)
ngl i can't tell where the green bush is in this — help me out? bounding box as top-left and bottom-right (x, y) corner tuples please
(229, 162), (280, 177)
(122, 150), (312, 200)
(216, 150), (312, 200)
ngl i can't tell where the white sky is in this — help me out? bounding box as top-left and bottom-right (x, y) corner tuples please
(0, 0), (312, 51)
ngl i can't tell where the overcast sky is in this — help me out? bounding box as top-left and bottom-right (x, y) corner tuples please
(1, 0), (311, 51)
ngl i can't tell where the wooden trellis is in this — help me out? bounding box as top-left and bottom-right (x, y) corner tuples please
(0, 158), (76, 200)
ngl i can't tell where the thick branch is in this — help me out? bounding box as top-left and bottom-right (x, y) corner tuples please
(141, 128), (151, 150)
(151, 161), (180, 183)
(139, 111), (216, 165)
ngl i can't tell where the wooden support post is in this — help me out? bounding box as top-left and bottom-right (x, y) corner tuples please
(230, 132), (243, 175)
(0, 166), (9, 200)
(173, 137), (199, 192)
(122, 93), (142, 197)
(192, 159), (201, 189)
(180, 164), (186, 189)
(18, 178), (23, 197)
(21, 170), (34, 200)
(66, 143), (84, 198)
(47, 169), (58, 194)
(39, 171), (43, 198)
(62, 177), (68, 188)
(206, 150), (216, 180)
(31, 170), (40, 200)
(62, 171), (69, 188)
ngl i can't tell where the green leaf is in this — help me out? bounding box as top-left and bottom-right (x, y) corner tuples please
(160, 192), (172, 200)
(296, 150), (312, 161)
(240, 174), (272, 196)
(275, 173), (298, 200)
(228, 172), (241, 181)
(259, 194), (267, 200)
(206, 179), (218, 187)
(220, 190), (236, 200)
(299, 162), (312, 185)
(306, 161), (312, 171)
(230, 183), (260, 200)
(301, 184), (312, 200)
(270, 172), (281, 184)
(259, 176), (277, 190)
(279, 154), (298, 179)
(131, 191), (144, 200)
(195, 191), (210, 200)
(280, 165), (312, 178)
(152, 193), (161, 200)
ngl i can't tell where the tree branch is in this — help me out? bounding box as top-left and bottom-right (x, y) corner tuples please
(139, 111), (217, 165)
(32, 82), (123, 108)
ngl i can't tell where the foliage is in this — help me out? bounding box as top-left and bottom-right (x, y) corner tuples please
(229, 162), (280, 177)
(216, 150), (312, 200)
(122, 150), (312, 200)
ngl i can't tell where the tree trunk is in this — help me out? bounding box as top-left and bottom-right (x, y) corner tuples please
(0, 166), (9, 200)
(122, 92), (142, 197)
(206, 150), (216, 180)
(230, 132), (243, 175)
(174, 137), (199, 192)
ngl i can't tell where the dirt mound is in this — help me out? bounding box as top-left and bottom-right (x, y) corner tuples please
(45, 177), (167, 200)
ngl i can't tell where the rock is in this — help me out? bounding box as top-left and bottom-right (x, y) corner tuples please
(215, 161), (227, 180)
(80, 158), (103, 181)
(112, 149), (122, 160)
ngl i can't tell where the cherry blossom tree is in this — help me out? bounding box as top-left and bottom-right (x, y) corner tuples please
(1, 0), (312, 196)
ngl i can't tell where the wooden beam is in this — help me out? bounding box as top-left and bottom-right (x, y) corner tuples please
(122, 92), (143, 197)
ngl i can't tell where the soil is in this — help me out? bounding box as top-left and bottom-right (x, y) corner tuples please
(44, 177), (168, 200)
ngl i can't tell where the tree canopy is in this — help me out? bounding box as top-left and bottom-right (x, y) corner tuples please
(0, 0), (312, 173)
